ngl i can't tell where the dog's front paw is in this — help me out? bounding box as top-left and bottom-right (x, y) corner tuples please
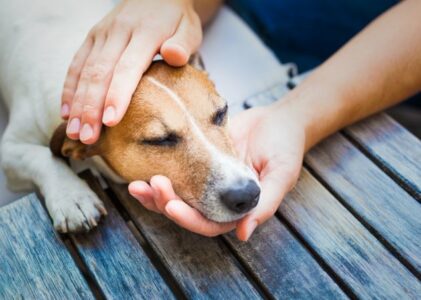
(48, 190), (107, 233)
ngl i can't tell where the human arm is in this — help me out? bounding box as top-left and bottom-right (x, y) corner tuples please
(130, 0), (421, 240)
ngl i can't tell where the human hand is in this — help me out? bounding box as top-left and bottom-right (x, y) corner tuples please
(229, 103), (305, 240)
(128, 175), (237, 237)
(62, 0), (202, 144)
(129, 101), (306, 241)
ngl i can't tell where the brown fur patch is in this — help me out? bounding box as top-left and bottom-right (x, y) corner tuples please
(53, 61), (235, 206)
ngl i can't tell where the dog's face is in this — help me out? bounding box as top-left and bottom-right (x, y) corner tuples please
(52, 61), (260, 222)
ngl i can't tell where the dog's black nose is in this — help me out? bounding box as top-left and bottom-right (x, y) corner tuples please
(220, 180), (260, 213)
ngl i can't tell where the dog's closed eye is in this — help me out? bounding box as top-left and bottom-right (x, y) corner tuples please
(141, 133), (180, 147)
(212, 104), (228, 126)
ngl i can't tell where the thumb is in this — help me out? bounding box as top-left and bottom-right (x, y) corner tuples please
(161, 14), (202, 66)
(236, 164), (298, 241)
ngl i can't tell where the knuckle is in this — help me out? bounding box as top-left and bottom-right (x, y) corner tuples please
(111, 16), (131, 32)
(67, 60), (80, 77)
(72, 94), (84, 107)
(82, 104), (100, 118)
(80, 60), (94, 80)
(84, 61), (111, 82)
(105, 91), (118, 103)
(140, 19), (167, 36)
(115, 59), (135, 74)
(193, 26), (203, 44)
(89, 24), (105, 37)
(61, 88), (74, 101)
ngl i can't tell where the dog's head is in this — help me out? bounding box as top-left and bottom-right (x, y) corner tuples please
(51, 59), (260, 222)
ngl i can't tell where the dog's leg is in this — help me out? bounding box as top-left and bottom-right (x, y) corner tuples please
(1, 125), (106, 232)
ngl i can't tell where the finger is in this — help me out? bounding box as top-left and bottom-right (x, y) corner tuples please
(161, 14), (202, 67)
(61, 37), (94, 119)
(149, 175), (179, 212)
(129, 181), (161, 213)
(66, 37), (105, 139)
(236, 165), (293, 241)
(165, 200), (236, 237)
(103, 31), (160, 127)
(79, 31), (131, 144)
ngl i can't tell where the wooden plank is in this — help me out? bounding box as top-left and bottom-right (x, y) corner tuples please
(224, 217), (348, 299)
(344, 113), (421, 200)
(0, 194), (93, 299)
(108, 181), (262, 299)
(71, 172), (175, 299)
(306, 133), (421, 274)
(279, 169), (421, 299)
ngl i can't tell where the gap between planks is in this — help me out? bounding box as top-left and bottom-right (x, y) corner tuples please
(273, 212), (358, 300)
(219, 237), (276, 300)
(342, 130), (421, 202)
(304, 162), (421, 280)
(62, 238), (106, 300)
(105, 184), (271, 300)
(33, 190), (106, 300)
(105, 187), (188, 300)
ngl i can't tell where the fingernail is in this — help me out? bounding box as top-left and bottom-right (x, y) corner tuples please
(244, 221), (258, 241)
(102, 106), (116, 125)
(61, 104), (69, 117)
(67, 118), (80, 134)
(80, 123), (93, 141)
(165, 200), (177, 217)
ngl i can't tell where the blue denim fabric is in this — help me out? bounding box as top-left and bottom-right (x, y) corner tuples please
(228, 0), (421, 106)
(228, 0), (397, 72)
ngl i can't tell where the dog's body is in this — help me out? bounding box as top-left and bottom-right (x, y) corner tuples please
(0, 0), (260, 232)
(0, 0), (116, 231)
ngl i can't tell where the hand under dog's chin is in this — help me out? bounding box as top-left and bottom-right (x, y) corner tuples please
(206, 211), (248, 223)
(191, 200), (249, 223)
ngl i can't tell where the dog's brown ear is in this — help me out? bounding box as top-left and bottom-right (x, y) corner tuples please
(188, 53), (205, 71)
(50, 122), (99, 160)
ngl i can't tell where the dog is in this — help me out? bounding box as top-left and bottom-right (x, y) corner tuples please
(0, 0), (260, 233)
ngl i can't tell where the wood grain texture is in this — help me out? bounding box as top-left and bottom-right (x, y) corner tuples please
(280, 169), (421, 299)
(71, 172), (174, 299)
(224, 217), (347, 299)
(108, 181), (262, 300)
(306, 133), (421, 274)
(345, 113), (421, 200)
(0, 194), (93, 299)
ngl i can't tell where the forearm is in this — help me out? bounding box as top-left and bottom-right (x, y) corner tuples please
(277, 0), (421, 151)
(193, 0), (223, 25)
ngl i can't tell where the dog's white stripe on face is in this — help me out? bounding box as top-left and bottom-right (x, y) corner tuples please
(146, 76), (216, 152)
(145, 76), (257, 185)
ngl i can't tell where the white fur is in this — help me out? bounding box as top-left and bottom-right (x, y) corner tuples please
(0, 0), (115, 232)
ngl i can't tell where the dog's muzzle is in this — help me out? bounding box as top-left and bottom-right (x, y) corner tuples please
(220, 179), (260, 214)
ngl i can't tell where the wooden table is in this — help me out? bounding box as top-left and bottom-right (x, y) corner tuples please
(1, 85), (420, 299)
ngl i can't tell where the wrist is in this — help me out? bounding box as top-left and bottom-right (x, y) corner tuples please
(271, 79), (345, 152)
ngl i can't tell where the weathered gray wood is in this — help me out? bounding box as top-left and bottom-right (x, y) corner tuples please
(72, 172), (175, 299)
(0, 194), (93, 299)
(224, 217), (348, 299)
(306, 133), (421, 274)
(345, 113), (421, 200)
(280, 169), (421, 299)
(108, 181), (262, 300)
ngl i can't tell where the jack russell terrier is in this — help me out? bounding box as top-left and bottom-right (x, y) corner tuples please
(0, 0), (260, 233)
